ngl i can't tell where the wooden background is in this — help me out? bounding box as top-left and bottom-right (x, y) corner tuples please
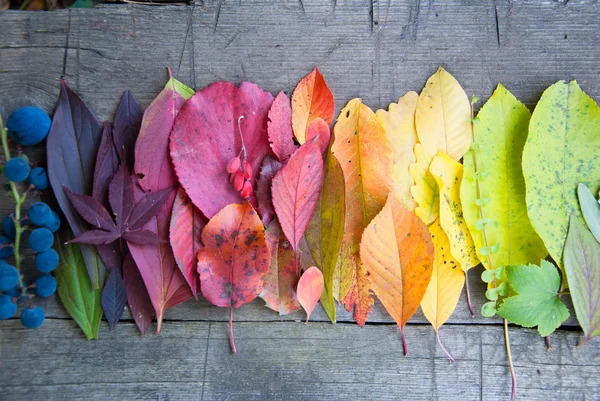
(1, 1), (600, 400)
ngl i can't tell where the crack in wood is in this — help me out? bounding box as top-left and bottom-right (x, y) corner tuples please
(494, 5), (501, 47)
(213, 0), (223, 33)
(62, 9), (71, 77)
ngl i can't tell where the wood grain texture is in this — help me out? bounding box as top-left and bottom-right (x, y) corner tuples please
(1, 1), (600, 399)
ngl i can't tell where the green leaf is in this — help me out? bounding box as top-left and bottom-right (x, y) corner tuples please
(55, 231), (103, 340)
(71, 0), (93, 7)
(481, 269), (495, 283)
(497, 260), (569, 337)
(578, 183), (600, 244)
(461, 84), (547, 279)
(522, 81), (600, 275)
(481, 301), (497, 317)
(564, 216), (600, 344)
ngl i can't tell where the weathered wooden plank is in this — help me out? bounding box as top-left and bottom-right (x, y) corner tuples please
(1, 320), (598, 400)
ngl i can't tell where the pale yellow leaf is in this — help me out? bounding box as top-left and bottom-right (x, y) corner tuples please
(409, 144), (439, 225)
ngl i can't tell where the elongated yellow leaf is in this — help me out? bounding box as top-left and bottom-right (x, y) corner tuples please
(421, 219), (465, 330)
(430, 152), (479, 271)
(416, 66), (472, 161)
(409, 144), (439, 225)
(331, 98), (392, 326)
(376, 91), (418, 211)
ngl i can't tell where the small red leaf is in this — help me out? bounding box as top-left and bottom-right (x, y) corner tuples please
(306, 117), (331, 154)
(272, 142), (324, 252)
(297, 266), (324, 323)
(268, 91), (297, 162)
(256, 156), (282, 227)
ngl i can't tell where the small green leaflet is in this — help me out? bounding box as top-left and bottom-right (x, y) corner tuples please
(578, 183), (600, 244)
(55, 232), (103, 340)
(564, 216), (600, 345)
(522, 80), (600, 275)
(496, 260), (569, 337)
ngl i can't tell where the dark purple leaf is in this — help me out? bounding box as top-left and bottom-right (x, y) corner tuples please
(256, 155), (282, 227)
(69, 229), (120, 245)
(122, 229), (164, 245)
(113, 90), (143, 171)
(127, 185), (176, 231)
(64, 187), (116, 232)
(122, 253), (154, 335)
(47, 78), (105, 289)
(97, 243), (124, 273)
(101, 269), (128, 330)
(108, 163), (134, 232)
(92, 121), (119, 208)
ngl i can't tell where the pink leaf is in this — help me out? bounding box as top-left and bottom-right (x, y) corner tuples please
(306, 117), (331, 154)
(268, 91), (297, 162)
(256, 156), (282, 227)
(297, 266), (324, 323)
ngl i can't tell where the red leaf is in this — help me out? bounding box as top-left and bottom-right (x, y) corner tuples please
(129, 72), (194, 333)
(64, 187), (116, 232)
(197, 203), (270, 352)
(268, 91), (297, 162)
(306, 117), (331, 154)
(272, 142), (324, 252)
(170, 188), (206, 299)
(122, 253), (154, 335)
(170, 81), (274, 219)
(297, 266), (324, 323)
(256, 156), (282, 227)
(259, 220), (301, 314)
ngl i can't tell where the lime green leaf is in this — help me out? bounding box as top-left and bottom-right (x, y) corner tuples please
(564, 216), (600, 344)
(481, 301), (497, 317)
(578, 183), (600, 244)
(461, 84), (547, 276)
(497, 260), (569, 337)
(55, 231), (103, 340)
(522, 81), (600, 274)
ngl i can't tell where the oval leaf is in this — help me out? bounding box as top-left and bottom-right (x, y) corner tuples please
(578, 183), (600, 244)
(305, 117), (331, 154)
(268, 91), (297, 162)
(297, 266), (324, 323)
(291, 67), (334, 144)
(409, 144), (439, 226)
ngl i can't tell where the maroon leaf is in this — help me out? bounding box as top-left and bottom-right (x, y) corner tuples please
(47, 78), (105, 289)
(272, 143), (324, 252)
(92, 121), (119, 208)
(127, 185), (176, 231)
(102, 268), (127, 330)
(113, 90), (142, 171)
(256, 156), (282, 227)
(268, 91), (297, 162)
(122, 253), (154, 335)
(170, 188), (206, 299)
(108, 163), (134, 232)
(96, 243), (123, 273)
(64, 187), (116, 232)
(122, 229), (163, 245)
(69, 229), (120, 245)
(170, 81), (274, 219)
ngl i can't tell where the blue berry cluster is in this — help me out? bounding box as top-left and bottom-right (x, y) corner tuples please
(0, 107), (58, 329)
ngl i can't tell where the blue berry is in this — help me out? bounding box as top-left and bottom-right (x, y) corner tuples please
(4, 157), (30, 183)
(0, 295), (17, 320)
(1, 215), (16, 239)
(20, 305), (45, 328)
(35, 249), (59, 273)
(28, 228), (53, 252)
(0, 263), (19, 291)
(0, 236), (14, 258)
(3, 285), (21, 297)
(6, 107), (51, 146)
(41, 211), (60, 233)
(27, 202), (51, 226)
(34, 274), (57, 298)
(28, 167), (49, 190)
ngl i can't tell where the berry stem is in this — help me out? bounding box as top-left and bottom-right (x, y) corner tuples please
(0, 116), (28, 294)
(237, 116), (247, 161)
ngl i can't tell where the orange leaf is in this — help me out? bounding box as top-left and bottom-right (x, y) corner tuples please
(360, 195), (434, 355)
(297, 266), (325, 323)
(291, 68), (335, 144)
(331, 98), (392, 326)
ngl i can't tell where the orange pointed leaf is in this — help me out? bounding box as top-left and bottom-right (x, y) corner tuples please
(360, 195), (434, 355)
(291, 68), (335, 144)
(297, 266), (324, 323)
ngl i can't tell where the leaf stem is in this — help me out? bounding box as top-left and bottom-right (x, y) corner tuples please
(464, 268), (475, 318)
(436, 330), (455, 363)
(504, 319), (517, 401)
(229, 306), (237, 353)
(400, 328), (408, 357)
(544, 336), (552, 351)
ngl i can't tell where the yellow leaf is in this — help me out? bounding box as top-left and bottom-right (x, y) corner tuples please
(331, 98), (392, 326)
(429, 152), (479, 271)
(376, 91), (419, 212)
(409, 144), (439, 225)
(415, 66), (472, 161)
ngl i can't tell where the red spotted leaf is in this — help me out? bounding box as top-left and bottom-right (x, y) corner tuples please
(272, 142), (324, 252)
(170, 188), (206, 299)
(197, 203), (270, 352)
(268, 91), (297, 162)
(170, 81), (274, 219)
(259, 220), (301, 314)
(297, 266), (324, 323)
(256, 156), (282, 227)
(306, 117), (331, 154)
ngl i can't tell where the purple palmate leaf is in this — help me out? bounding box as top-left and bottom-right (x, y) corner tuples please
(64, 187), (116, 232)
(122, 229), (164, 245)
(127, 185), (176, 231)
(69, 229), (120, 245)
(108, 163), (135, 232)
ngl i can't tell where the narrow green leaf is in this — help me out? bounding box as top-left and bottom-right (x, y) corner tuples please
(55, 230), (103, 340)
(564, 216), (600, 344)
(522, 81), (600, 274)
(497, 260), (569, 337)
(578, 183), (600, 244)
